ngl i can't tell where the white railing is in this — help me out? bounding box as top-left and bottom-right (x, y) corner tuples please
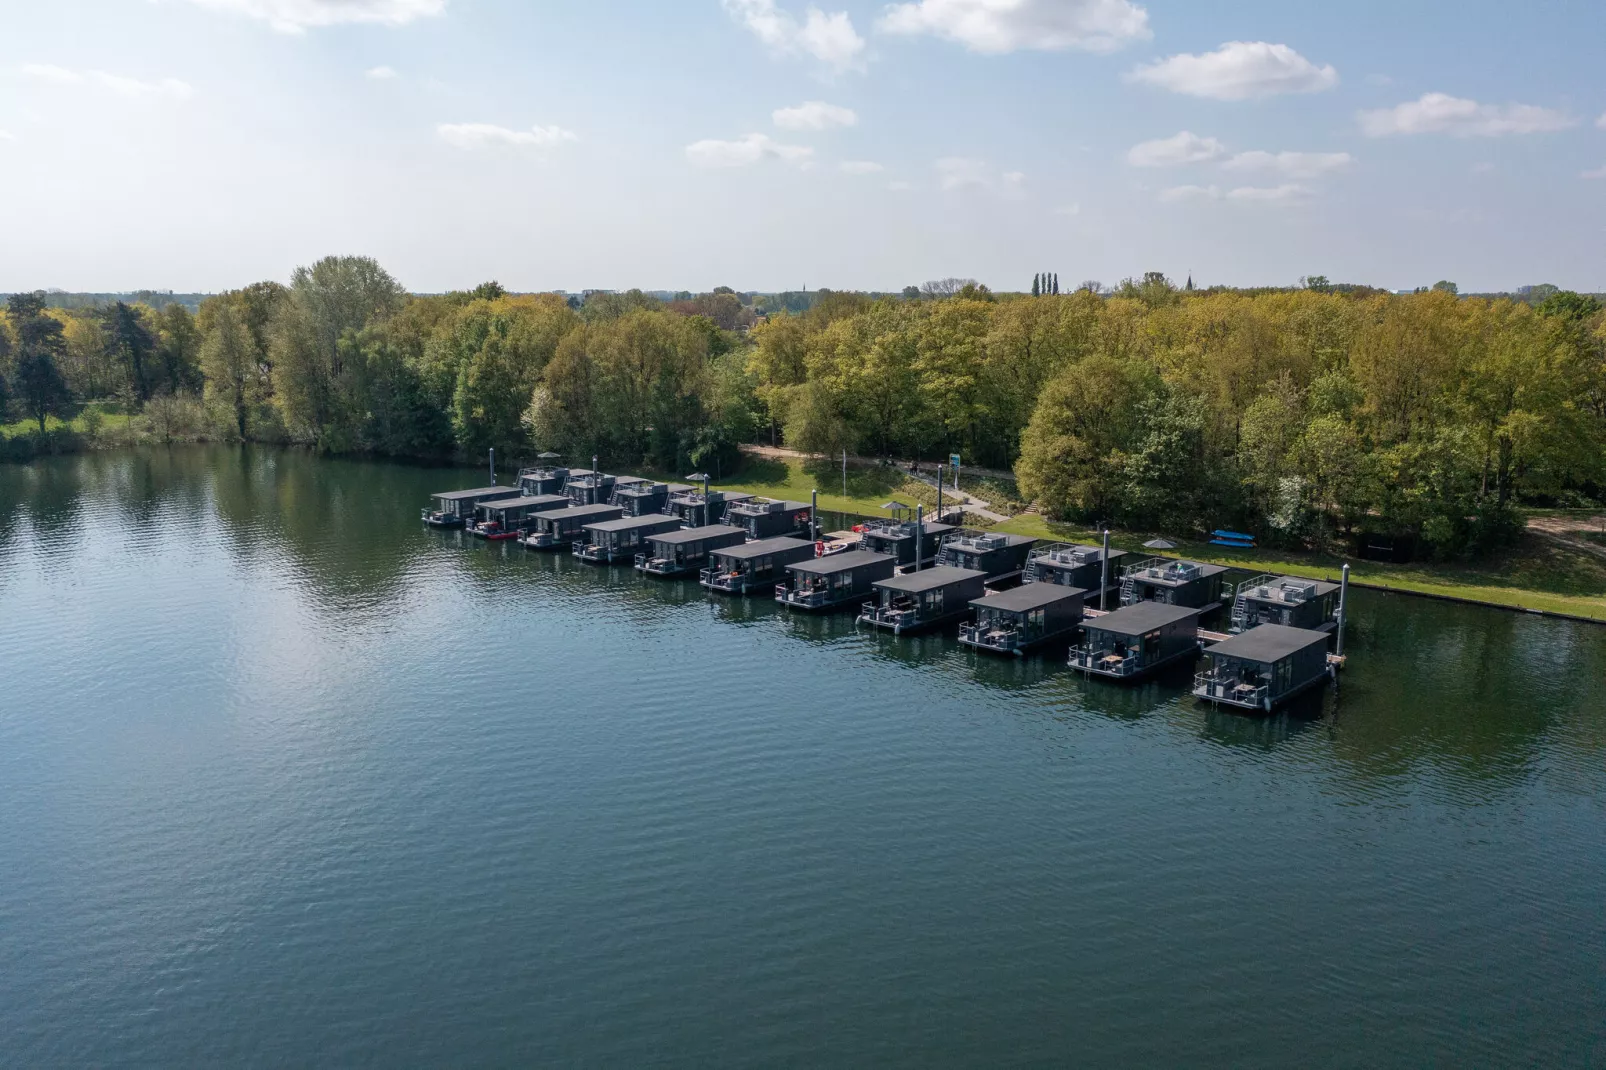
(1193, 672), (1268, 708)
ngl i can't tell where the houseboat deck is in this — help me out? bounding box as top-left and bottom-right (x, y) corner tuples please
(1023, 542), (1127, 599)
(776, 549), (897, 611)
(1120, 557), (1229, 614)
(635, 524), (746, 577)
(572, 513), (683, 563)
(1070, 601), (1204, 682)
(699, 536), (816, 594)
(958, 582), (1086, 656)
(522, 504), (624, 549)
(935, 529), (1037, 587)
(859, 565), (988, 635)
(467, 494), (570, 539)
(1229, 574), (1341, 633)
(421, 485), (521, 528)
(1194, 623), (1334, 712)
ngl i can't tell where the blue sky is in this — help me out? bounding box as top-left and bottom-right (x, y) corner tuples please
(3, 0), (1604, 294)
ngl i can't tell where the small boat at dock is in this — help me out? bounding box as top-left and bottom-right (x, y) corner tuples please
(635, 524), (747, 577)
(776, 550), (897, 611)
(1193, 623), (1333, 711)
(959, 583), (1086, 655)
(523, 503), (624, 549)
(421, 486), (522, 528)
(574, 514), (683, 563)
(699, 536), (817, 595)
(858, 565), (988, 635)
(1069, 601), (1204, 681)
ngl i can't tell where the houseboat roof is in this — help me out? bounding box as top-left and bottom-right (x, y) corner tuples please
(874, 565), (987, 594)
(433, 485), (514, 500)
(483, 494), (568, 512)
(1205, 623), (1329, 663)
(1247, 576), (1341, 599)
(1085, 601), (1202, 636)
(648, 524), (745, 545)
(586, 514), (682, 533)
(971, 583), (1086, 613)
(945, 530), (1037, 549)
(728, 497), (811, 513)
(541, 504), (623, 522)
(1131, 559), (1229, 585)
(788, 549), (894, 575)
(613, 475), (649, 488)
(712, 536), (812, 560)
(863, 520), (959, 539)
(1035, 542), (1128, 563)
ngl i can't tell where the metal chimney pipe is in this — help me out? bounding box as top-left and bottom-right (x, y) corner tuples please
(489, 448), (495, 485)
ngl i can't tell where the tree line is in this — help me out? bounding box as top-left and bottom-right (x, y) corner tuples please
(2, 257), (1602, 557)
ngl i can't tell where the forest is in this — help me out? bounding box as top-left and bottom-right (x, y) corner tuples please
(2, 256), (1603, 560)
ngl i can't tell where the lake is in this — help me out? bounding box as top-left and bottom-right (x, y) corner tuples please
(2, 447), (1603, 1068)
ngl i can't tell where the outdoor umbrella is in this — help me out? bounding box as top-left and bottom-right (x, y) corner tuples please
(1143, 538), (1176, 550)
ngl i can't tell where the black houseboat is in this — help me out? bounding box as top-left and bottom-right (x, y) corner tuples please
(1228, 575), (1341, 633)
(958, 583), (1086, 655)
(1069, 601), (1203, 681)
(517, 464), (570, 498)
(522, 503), (624, 549)
(723, 498), (814, 540)
(1023, 542), (1128, 596)
(635, 524), (747, 577)
(776, 550), (897, 611)
(1119, 557), (1229, 612)
(857, 516), (958, 570)
(664, 487), (755, 527)
(1193, 624), (1333, 712)
(859, 566), (988, 635)
(421, 486), (521, 528)
(573, 514), (682, 563)
(613, 481), (690, 517)
(565, 470), (617, 506)
(935, 529), (1038, 586)
(467, 494), (570, 540)
(699, 536), (816, 595)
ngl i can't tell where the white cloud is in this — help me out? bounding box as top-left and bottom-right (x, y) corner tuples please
(685, 133), (813, 168)
(437, 123), (578, 149)
(887, 180), (914, 191)
(1221, 150), (1352, 179)
(0, 130), (14, 141)
(1158, 184), (1220, 203)
(1595, 111), (1606, 130)
(1470, 161), (1494, 174)
(1127, 131), (1225, 167)
(366, 65), (399, 80)
(1053, 203), (1081, 216)
(878, 0), (1150, 54)
(1225, 183), (1308, 204)
(178, 0), (444, 33)
(1358, 92), (1574, 137)
(1128, 41), (1337, 100)
(722, 0), (866, 73)
(839, 160), (884, 174)
(1003, 170), (1026, 185)
(1583, 165), (1606, 180)
(23, 64), (192, 98)
(773, 101), (857, 130)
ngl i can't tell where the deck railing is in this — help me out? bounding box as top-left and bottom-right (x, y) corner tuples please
(1127, 557), (1203, 584)
(860, 600), (921, 628)
(1193, 671), (1268, 708)
(943, 529), (1009, 554)
(958, 621), (1020, 651)
(699, 565), (748, 591)
(776, 582), (834, 607)
(1069, 646), (1140, 676)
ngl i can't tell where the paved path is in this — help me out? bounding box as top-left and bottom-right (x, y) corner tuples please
(1526, 514), (1606, 561)
(739, 443), (1018, 524)
(740, 443), (1019, 482)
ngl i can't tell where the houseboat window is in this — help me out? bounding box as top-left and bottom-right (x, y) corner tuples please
(1143, 630), (1161, 658)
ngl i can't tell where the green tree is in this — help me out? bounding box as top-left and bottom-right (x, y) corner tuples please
(1032, 274), (1041, 298)
(1015, 355), (1156, 521)
(99, 301), (158, 403)
(155, 303), (202, 395)
(200, 302), (258, 439)
(7, 293), (72, 434)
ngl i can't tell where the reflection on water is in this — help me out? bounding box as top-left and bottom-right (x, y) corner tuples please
(1, 446), (1604, 1068)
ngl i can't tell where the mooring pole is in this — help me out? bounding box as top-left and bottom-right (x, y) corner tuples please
(914, 504), (923, 572)
(810, 489), (818, 544)
(1100, 528), (1111, 611)
(489, 448), (495, 484)
(936, 464), (944, 518)
(591, 454), (599, 504)
(841, 448), (847, 498)
(1336, 563), (1350, 658)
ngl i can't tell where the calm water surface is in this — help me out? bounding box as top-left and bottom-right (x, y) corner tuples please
(2, 448), (1603, 1068)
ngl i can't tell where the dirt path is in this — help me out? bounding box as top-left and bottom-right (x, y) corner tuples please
(740, 443), (1018, 482)
(1526, 515), (1606, 561)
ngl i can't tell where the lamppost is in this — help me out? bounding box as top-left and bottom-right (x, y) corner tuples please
(685, 472), (711, 525)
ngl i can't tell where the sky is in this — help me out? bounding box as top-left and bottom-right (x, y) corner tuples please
(3, 0), (1605, 295)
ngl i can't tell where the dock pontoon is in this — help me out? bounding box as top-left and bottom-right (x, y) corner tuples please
(1023, 542), (1128, 594)
(1119, 557), (1229, 612)
(723, 498), (814, 540)
(1193, 624), (1333, 711)
(1069, 601), (1203, 681)
(699, 536), (816, 594)
(573, 514), (682, 563)
(859, 565), (988, 635)
(635, 524), (747, 577)
(522, 503), (624, 549)
(934, 529), (1038, 586)
(467, 494), (570, 540)
(1228, 575), (1341, 633)
(421, 486), (521, 528)
(959, 583), (1086, 655)
(776, 549), (896, 611)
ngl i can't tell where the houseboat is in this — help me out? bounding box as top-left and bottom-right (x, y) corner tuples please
(635, 524), (747, 577)
(467, 494), (570, 540)
(723, 497), (814, 540)
(1068, 601), (1203, 681)
(1023, 542), (1128, 596)
(934, 529), (1038, 586)
(565, 470), (617, 506)
(421, 486), (521, 528)
(699, 536), (816, 595)
(1228, 575), (1341, 633)
(663, 487), (755, 527)
(856, 516), (957, 570)
(1119, 557), (1229, 612)
(859, 566), (988, 635)
(1193, 624), (1333, 712)
(613, 481), (690, 517)
(958, 583), (1086, 656)
(573, 514), (682, 563)
(776, 550), (897, 612)
(522, 503), (623, 549)
(517, 464), (570, 498)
